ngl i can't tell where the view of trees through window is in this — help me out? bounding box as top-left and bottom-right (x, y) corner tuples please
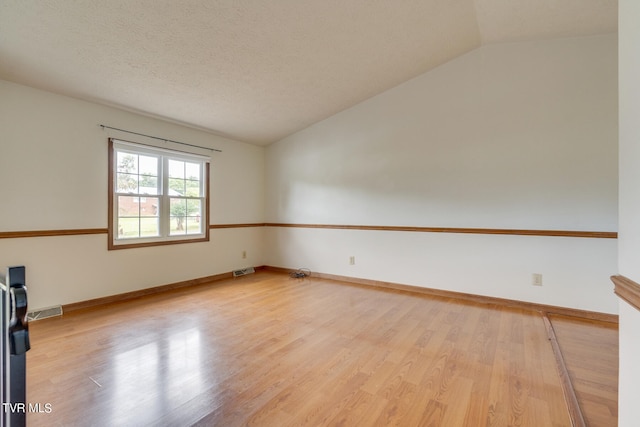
(112, 141), (207, 246)
(168, 159), (202, 235)
(116, 152), (160, 238)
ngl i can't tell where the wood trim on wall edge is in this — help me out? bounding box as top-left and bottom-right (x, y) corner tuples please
(0, 228), (109, 239)
(264, 223), (617, 239)
(210, 223), (266, 229)
(612, 275), (640, 312)
(1, 223), (617, 239)
(0, 224), (264, 239)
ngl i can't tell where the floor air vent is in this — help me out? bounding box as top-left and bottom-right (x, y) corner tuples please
(233, 267), (255, 277)
(28, 305), (63, 321)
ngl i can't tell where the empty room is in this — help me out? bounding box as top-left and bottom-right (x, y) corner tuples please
(2, 1), (640, 426)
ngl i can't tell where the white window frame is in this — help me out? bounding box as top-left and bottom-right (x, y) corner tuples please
(108, 138), (210, 250)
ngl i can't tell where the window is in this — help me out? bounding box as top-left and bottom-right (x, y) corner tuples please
(108, 139), (209, 249)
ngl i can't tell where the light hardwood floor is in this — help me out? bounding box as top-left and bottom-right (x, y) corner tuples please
(548, 315), (618, 427)
(25, 272), (617, 426)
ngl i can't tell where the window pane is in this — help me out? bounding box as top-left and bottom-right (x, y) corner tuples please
(185, 162), (200, 180)
(140, 217), (159, 237)
(117, 217), (140, 239)
(186, 199), (201, 213)
(170, 218), (187, 235)
(185, 179), (200, 197)
(117, 152), (138, 173)
(118, 196), (140, 216)
(169, 178), (185, 196)
(111, 141), (208, 247)
(186, 217), (202, 234)
(170, 198), (187, 235)
(140, 197), (159, 218)
(139, 176), (158, 195)
(185, 199), (202, 234)
(169, 160), (184, 179)
(139, 155), (158, 176)
(117, 173), (138, 193)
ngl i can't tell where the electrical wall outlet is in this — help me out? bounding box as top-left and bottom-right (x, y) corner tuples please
(242, 250), (247, 259)
(532, 273), (543, 286)
(349, 256), (355, 265)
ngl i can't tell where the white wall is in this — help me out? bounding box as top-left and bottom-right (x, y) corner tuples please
(266, 227), (617, 312)
(617, 0), (640, 424)
(618, 4), (640, 281)
(0, 80), (265, 310)
(265, 34), (618, 314)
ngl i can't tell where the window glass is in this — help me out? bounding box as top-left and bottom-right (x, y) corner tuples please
(109, 139), (209, 249)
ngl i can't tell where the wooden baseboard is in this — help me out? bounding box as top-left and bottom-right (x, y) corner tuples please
(63, 271), (237, 313)
(61, 265), (617, 325)
(264, 266), (618, 324)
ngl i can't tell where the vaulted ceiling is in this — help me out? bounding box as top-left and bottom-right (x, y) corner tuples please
(0, 1), (617, 145)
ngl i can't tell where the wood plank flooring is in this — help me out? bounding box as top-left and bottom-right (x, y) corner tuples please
(548, 315), (618, 427)
(24, 272), (617, 426)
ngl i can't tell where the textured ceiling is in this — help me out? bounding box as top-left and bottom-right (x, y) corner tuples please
(0, 0), (617, 145)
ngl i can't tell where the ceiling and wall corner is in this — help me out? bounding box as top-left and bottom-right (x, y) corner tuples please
(0, 0), (617, 146)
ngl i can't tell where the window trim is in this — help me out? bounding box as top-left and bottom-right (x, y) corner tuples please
(108, 138), (210, 250)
